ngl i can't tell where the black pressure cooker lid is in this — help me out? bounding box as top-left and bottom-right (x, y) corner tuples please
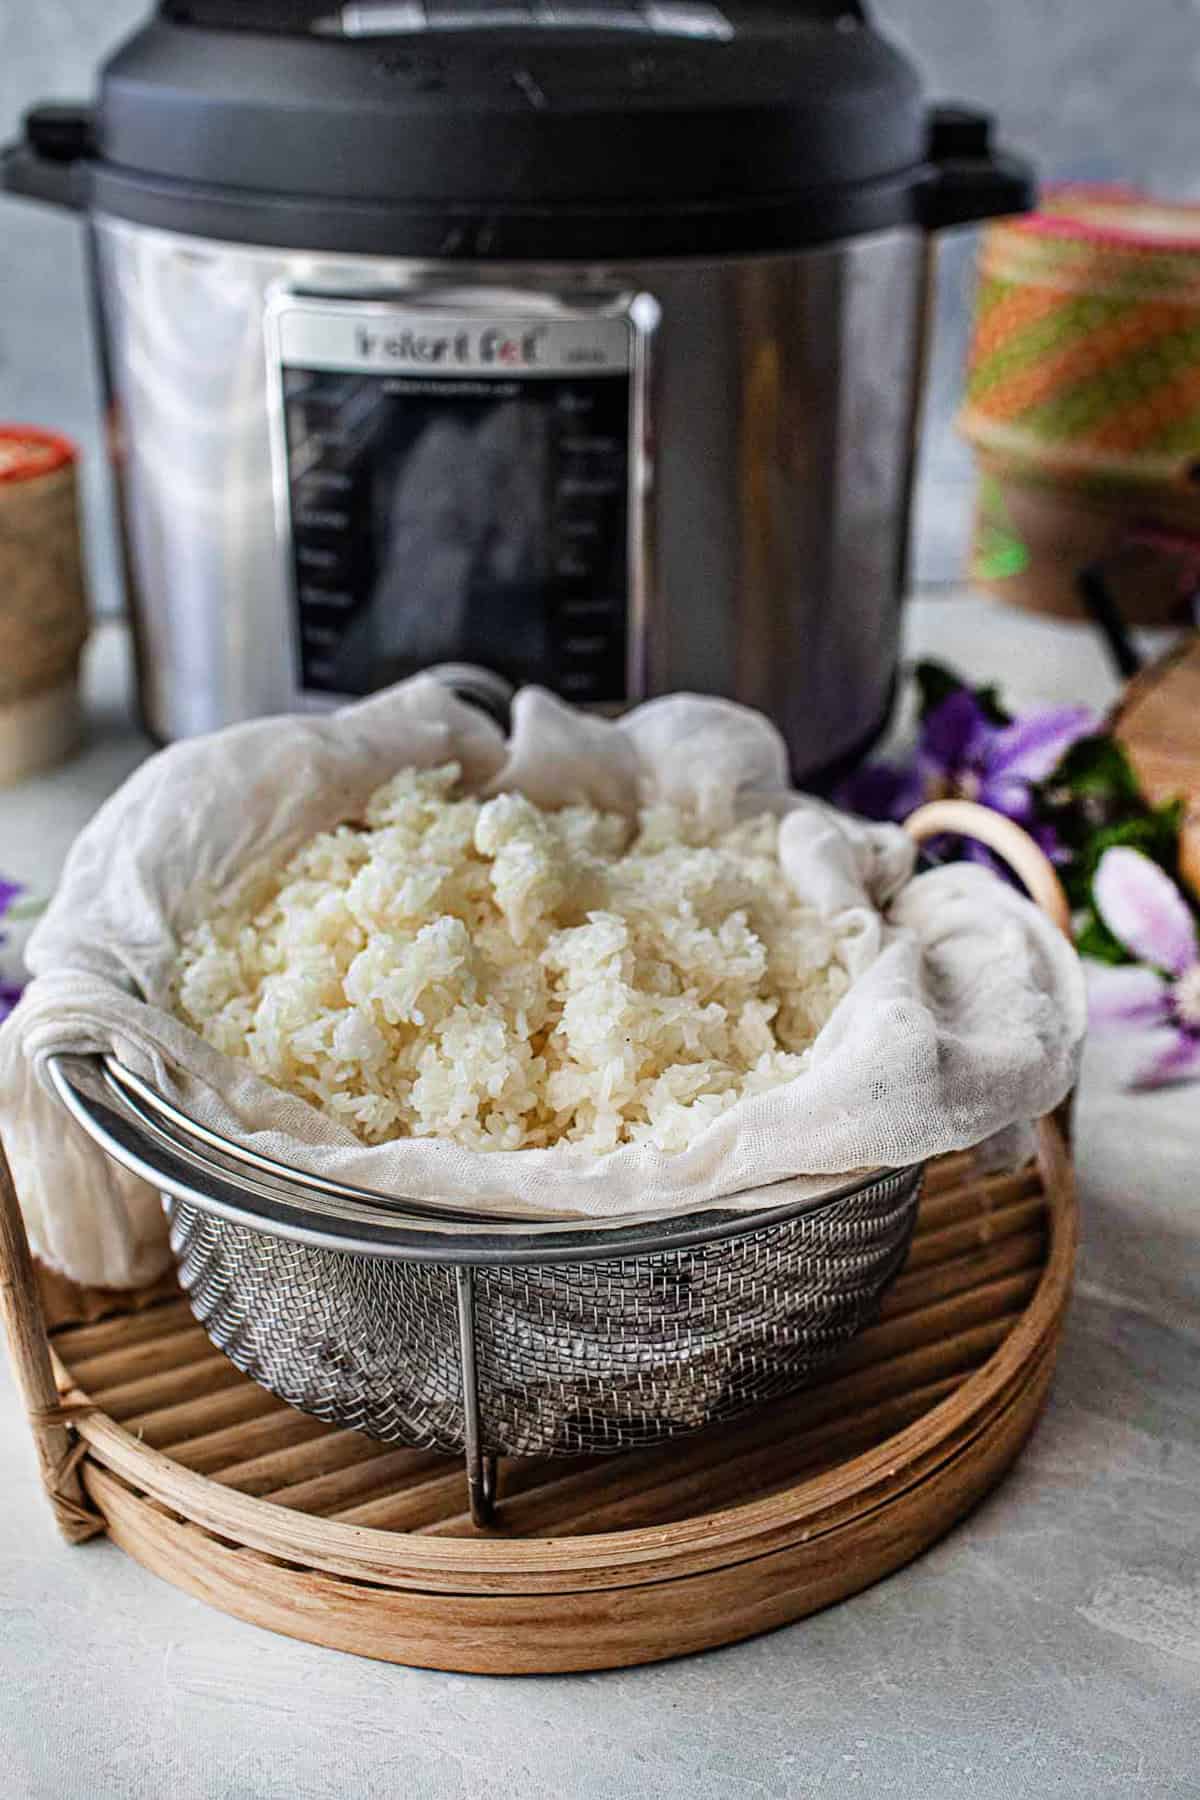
(10, 0), (1033, 257)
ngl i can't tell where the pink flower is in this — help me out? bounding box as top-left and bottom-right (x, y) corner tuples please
(1087, 847), (1200, 1089)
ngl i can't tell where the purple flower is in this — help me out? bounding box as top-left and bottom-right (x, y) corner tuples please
(0, 878), (23, 1022)
(841, 687), (1095, 870)
(837, 757), (925, 824)
(918, 690), (1096, 833)
(1087, 847), (1200, 1089)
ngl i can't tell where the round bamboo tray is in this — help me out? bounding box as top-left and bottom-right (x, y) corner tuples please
(0, 1116), (1076, 1674)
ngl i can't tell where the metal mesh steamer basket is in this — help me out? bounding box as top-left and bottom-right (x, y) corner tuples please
(48, 1052), (921, 1524)
(46, 800), (1072, 1525)
(167, 1166), (923, 1461)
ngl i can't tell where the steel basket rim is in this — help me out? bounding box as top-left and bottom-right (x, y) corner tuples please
(46, 1051), (920, 1268)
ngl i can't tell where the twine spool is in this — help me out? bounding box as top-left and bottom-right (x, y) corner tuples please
(0, 427), (88, 780)
(959, 189), (1200, 623)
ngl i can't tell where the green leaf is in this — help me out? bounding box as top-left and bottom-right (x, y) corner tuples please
(975, 683), (1011, 727)
(1085, 804), (1184, 879)
(912, 660), (1011, 726)
(1074, 910), (1132, 965)
(1046, 734), (1141, 802)
(1034, 729), (1190, 908)
(913, 660), (966, 720)
(1067, 794), (1196, 955)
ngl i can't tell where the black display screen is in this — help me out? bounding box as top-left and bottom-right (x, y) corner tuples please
(281, 364), (631, 704)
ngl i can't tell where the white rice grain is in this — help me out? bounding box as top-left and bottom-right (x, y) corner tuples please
(174, 764), (852, 1154)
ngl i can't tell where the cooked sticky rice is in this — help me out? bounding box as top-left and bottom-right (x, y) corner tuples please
(174, 764), (853, 1154)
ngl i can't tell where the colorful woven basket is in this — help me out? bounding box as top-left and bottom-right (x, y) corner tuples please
(961, 187), (1200, 487)
(960, 189), (1200, 620)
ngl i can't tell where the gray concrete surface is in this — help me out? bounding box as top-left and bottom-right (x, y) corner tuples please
(2, 598), (1198, 1798)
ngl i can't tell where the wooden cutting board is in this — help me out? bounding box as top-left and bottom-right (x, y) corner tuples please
(1115, 632), (1200, 898)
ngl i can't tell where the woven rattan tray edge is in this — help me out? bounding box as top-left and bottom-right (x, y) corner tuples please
(1, 1116), (1075, 1672)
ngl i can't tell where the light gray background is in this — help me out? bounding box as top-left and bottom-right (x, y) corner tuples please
(3, 0), (1200, 610)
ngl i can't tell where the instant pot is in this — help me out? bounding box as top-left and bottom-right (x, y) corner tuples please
(4, 0), (1032, 780)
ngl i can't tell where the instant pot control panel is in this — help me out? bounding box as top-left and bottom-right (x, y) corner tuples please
(267, 292), (650, 709)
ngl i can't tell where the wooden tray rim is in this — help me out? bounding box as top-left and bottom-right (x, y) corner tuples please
(77, 1341), (1061, 1674)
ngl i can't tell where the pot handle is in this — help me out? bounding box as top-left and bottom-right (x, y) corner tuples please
(1, 106), (94, 213)
(917, 107), (1035, 232)
(904, 798), (1072, 937)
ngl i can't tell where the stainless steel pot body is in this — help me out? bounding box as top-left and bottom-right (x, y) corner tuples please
(91, 214), (929, 779)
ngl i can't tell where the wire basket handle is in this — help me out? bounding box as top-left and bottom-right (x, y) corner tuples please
(903, 799), (1072, 937)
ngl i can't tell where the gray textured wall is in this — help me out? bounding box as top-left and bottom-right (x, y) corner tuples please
(2, 0), (1199, 611)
